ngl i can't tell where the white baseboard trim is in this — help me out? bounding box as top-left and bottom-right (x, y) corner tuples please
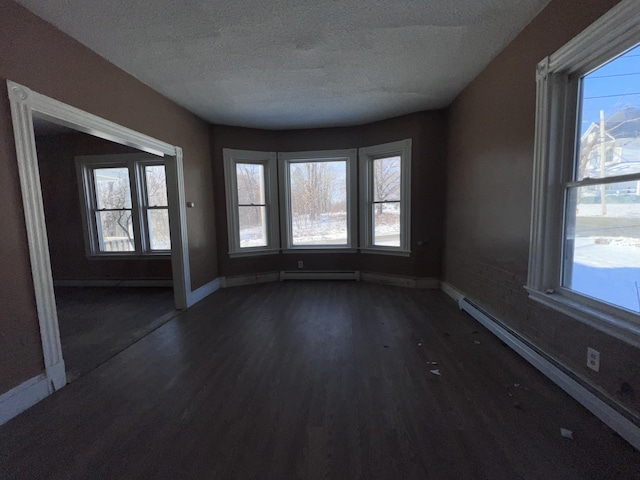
(54, 279), (173, 287)
(0, 374), (50, 426)
(280, 270), (360, 281)
(187, 277), (222, 307)
(441, 281), (640, 451)
(361, 272), (440, 289)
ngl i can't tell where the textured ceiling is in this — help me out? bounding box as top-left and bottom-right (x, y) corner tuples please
(15, 0), (550, 130)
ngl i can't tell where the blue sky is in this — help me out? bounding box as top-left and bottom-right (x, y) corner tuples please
(581, 44), (640, 134)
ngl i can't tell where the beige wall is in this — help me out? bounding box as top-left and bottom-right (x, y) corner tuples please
(0, 0), (217, 393)
(211, 111), (447, 279)
(443, 0), (640, 416)
(36, 132), (173, 281)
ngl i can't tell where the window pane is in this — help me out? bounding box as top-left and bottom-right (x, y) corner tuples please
(145, 165), (168, 207)
(97, 210), (134, 252)
(373, 203), (400, 247)
(238, 205), (267, 247)
(578, 44), (640, 180)
(289, 161), (347, 246)
(236, 163), (265, 205)
(373, 156), (401, 202)
(563, 185), (640, 312)
(148, 209), (171, 250)
(93, 168), (132, 209)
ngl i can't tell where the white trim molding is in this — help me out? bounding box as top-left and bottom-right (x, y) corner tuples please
(221, 272), (281, 288)
(53, 279), (173, 288)
(441, 281), (640, 452)
(527, 0), (640, 347)
(280, 270), (360, 281)
(359, 139), (412, 255)
(0, 375), (50, 426)
(6, 80), (192, 415)
(187, 277), (222, 306)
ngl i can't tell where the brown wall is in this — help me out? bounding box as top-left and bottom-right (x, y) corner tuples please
(36, 132), (172, 281)
(211, 111), (447, 279)
(0, 0), (217, 393)
(443, 0), (640, 416)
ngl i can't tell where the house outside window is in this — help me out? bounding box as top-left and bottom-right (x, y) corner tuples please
(76, 153), (171, 256)
(527, 0), (640, 346)
(359, 139), (412, 256)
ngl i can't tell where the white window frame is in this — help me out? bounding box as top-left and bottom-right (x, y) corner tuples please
(223, 148), (279, 257)
(527, 0), (640, 348)
(76, 153), (170, 258)
(359, 139), (411, 256)
(278, 149), (358, 253)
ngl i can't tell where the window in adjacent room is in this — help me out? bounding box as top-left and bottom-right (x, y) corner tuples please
(279, 149), (357, 251)
(223, 149), (279, 256)
(76, 154), (170, 256)
(359, 139), (411, 255)
(527, 0), (640, 345)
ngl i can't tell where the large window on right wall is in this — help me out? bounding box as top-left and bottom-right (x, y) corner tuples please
(527, 0), (640, 346)
(359, 139), (411, 255)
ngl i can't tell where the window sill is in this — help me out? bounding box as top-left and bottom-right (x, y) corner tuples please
(228, 249), (280, 258)
(360, 247), (411, 257)
(525, 286), (640, 348)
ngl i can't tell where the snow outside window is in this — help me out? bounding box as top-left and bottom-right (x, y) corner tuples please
(527, 0), (640, 347)
(223, 149), (279, 257)
(76, 154), (170, 257)
(359, 139), (411, 256)
(279, 149), (358, 252)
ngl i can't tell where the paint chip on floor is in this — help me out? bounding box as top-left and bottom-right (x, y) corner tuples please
(560, 428), (574, 440)
(430, 369), (441, 376)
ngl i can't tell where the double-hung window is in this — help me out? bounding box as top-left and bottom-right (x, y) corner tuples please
(223, 149), (279, 256)
(528, 0), (640, 346)
(359, 139), (411, 255)
(76, 153), (171, 256)
(279, 149), (357, 251)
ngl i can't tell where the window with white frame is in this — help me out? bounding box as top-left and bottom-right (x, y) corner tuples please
(528, 0), (640, 346)
(359, 139), (411, 255)
(76, 154), (171, 256)
(223, 149), (279, 256)
(279, 149), (358, 251)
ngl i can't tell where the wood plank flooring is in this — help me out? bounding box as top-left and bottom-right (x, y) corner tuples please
(1, 281), (639, 479)
(55, 286), (177, 382)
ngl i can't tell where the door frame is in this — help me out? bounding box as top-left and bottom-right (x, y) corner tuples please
(7, 80), (191, 391)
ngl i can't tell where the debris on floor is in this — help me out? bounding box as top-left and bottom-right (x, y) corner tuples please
(426, 361), (438, 365)
(560, 428), (574, 440)
(430, 369), (441, 376)
(473, 340), (481, 345)
(417, 342), (423, 347)
(514, 383), (520, 388)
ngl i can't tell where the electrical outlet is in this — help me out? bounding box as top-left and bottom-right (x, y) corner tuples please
(587, 347), (600, 372)
(298, 260), (303, 269)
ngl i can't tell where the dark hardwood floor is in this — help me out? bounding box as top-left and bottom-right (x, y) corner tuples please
(55, 286), (177, 382)
(1, 281), (638, 479)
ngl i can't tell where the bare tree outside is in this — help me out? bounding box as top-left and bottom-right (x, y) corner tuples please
(144, 165), (171, 250)
(373, 156), (401, 246)
(236, 163), (267, 247)
(93, 167), (134, 252)
(289, 161), (347, 245)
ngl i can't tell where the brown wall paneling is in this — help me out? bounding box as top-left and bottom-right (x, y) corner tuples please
(0, 0), (217, 394)
(442, 0), (640, 416)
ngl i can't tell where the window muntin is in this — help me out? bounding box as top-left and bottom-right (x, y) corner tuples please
(77, 155), (169, 257)
(528, 1), (640, 346)
(279, 149), (357, 251)
(562, 45), (640, 313)
(223, 149), (279, 256)
(359, 140), (411, 255)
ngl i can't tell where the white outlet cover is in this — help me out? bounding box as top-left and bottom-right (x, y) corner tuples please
(587, 347), (600, 372)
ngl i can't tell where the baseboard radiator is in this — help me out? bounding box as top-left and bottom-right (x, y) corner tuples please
(458, 296), (640, 451)
(279, 270), (360, 281)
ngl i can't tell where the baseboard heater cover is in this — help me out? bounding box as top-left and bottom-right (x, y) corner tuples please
(458, 296), (640, 451)
(279, 270), (360, 281)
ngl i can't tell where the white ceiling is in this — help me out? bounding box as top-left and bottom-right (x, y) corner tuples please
(16, 0), (550, 130)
